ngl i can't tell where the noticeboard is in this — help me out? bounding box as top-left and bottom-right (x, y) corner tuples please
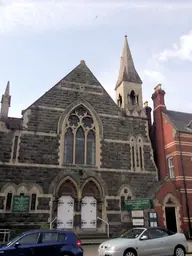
(12, 195), (30, 213)
(125, 198), (152, 212)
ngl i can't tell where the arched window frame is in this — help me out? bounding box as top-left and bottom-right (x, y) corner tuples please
(17, 185), (28, 195)
(3, 185), (16, 212)
(29, 186), (40, 212)
(120, 187), (133, 211)
(137, 137), (144, 171)
(130, 136), (137, 171)
(59, 104), (100, 167)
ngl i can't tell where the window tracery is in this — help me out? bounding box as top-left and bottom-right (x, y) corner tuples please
(17, 185), (28, 195)
(63, 105), (96, 165)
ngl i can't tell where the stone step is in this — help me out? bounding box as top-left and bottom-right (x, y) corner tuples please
(81, 238), (108, 245)
(79, 233), (108, 239)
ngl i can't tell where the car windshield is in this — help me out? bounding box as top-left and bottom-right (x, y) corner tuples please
(121, 228), (145, 239)
(6, 235), (21, 246)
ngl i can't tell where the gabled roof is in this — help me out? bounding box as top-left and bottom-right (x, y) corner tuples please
(166, 110), (192, 134)
(6, 117), (22, 130)
(147, 177), (168, 199)
(0, 117), (22, 130)
(63, 60), (102, 86)
(22, 60), (103, 114)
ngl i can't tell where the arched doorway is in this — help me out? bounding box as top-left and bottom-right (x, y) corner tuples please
(56, 178), (78, 229)
(81, 179), (102, 229)
(164, 195), (179, 233)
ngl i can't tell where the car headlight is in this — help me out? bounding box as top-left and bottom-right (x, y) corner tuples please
(108, 246), (115, 252)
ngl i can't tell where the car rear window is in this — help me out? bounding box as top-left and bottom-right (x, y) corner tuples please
(42, 232), (58, 243)
(58, 233), (66, 241)
(41, 232), (66, 243)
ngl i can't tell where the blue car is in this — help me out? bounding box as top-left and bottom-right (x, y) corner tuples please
(0, 229), (83, 256)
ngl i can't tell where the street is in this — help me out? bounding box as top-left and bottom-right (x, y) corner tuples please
(83, 243), (192, 256)
(83, 245), (98, 256)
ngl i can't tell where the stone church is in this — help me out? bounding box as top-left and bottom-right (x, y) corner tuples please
(0, 36), (158, 235)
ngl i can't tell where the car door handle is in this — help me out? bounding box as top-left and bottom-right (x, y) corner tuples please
(29, 248), (35, 254)
(160, 241), (163, 243)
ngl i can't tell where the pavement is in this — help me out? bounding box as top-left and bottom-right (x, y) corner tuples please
(188, 241), (192, 254)
(83, 241), (192, 255)
(83, 244), (98, 256)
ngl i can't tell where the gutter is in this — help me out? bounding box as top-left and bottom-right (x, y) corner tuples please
(178, 131), (192, 238)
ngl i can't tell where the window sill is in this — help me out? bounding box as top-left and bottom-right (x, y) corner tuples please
(62, 163), (97, 168)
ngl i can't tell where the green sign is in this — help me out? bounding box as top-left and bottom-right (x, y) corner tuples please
(125, 198), (152, 211)
(12, 195), (30, 213)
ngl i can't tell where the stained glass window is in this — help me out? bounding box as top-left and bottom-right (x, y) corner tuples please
(63, 105), (96, 165)
(75, 127), (85, 164)
(64, 128), (73, 163)
(87, 130), (96, 165)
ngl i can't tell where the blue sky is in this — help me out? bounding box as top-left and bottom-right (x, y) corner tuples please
(0, 0), (192, 117)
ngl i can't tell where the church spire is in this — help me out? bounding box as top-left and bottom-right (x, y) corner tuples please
(0, 81), (11, 119)
(115, 35), (142, 89)
(4, 81), (10, 96)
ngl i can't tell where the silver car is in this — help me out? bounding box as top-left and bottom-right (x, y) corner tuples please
(98, 227), (188, 256)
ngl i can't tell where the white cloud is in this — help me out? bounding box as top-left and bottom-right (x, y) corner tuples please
(156, 30), (192, 62)
(0, 1), (192, 34)
(144, 70), (165, 83)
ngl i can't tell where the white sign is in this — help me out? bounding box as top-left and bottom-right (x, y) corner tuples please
(150, 221), (158, 227)
(132, 210), (144, 218)
(149, 212), (157, 218)
(132, 218), (144, 226)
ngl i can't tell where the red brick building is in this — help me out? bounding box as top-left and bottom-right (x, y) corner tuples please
(151, 84), (192, 237)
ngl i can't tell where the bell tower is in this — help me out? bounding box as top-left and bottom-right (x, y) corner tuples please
(115, 36), (143, 115)
(0, 81), (11, 119)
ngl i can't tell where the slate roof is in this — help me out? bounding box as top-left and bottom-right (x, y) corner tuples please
(22, 61), (103, 114)
(147, 177), (168, 199)
(116, 36), (142, 89)
(0, 117), (22, 130)
(166, 110), (192, 134)
(63, 61), (102, 86)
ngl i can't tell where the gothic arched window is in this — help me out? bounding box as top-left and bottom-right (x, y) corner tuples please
(130, 90), (136, 105)
(64, 128), (73, 163)
(120, 187), (132, 211)
(130, 137), (136, 170)
(63, 105), (96, 165)
(137, 137), (144, 170)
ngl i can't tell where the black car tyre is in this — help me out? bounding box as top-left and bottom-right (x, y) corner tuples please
(174, 245), (185, 256)
(124, 249), (137, 256)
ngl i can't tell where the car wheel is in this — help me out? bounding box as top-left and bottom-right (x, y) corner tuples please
(124, 250), (137, 256)
(174, 246), (185, 256)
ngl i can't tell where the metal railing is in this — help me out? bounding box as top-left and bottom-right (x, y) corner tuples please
(0, 229), (10, 244)
(50, 217), (57, 230)
(97, 217), (110, 238)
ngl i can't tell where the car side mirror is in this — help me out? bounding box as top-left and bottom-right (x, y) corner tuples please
(14, 242), (20, 248)
(140, 235), (148, 240)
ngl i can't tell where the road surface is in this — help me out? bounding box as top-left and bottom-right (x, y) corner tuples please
(83, 244), (98, 256)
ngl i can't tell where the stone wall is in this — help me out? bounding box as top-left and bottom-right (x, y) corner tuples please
(19, 134), (59, 164)
(0, 62), (159, 229)
(0, 132), (13, 162)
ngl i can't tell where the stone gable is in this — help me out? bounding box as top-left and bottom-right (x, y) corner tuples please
(0, 60), (158, 232)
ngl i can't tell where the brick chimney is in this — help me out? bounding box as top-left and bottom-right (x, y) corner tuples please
(151, 84), (167, 180)
(151, 84), (166, 112)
